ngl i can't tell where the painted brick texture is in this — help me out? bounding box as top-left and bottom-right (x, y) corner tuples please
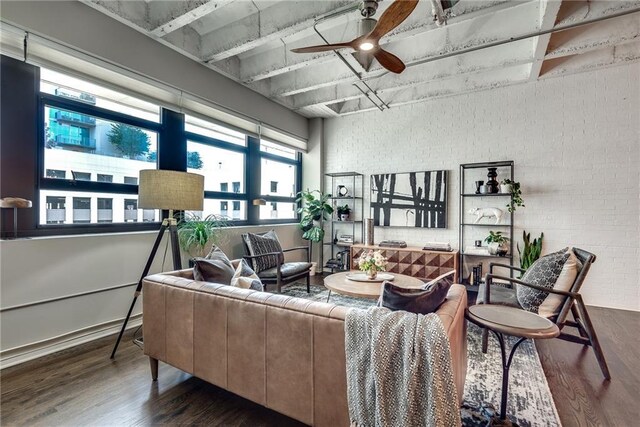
(324, 63), (639, 311)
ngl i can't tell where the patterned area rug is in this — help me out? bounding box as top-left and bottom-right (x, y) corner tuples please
(281, 284), (561, 427)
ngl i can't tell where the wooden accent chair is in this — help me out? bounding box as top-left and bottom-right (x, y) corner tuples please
(478, 248), (610, 380)
(241, 232), (312, 294)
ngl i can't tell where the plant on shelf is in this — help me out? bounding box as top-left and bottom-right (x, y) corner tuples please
(336, 204), (351, 221)
(501, 179), (524, 213)
(296, 190), (333, 266)
(357, 250), (388, 280)
(485, 231), (510, 256)
(178, 213), (227, 261)
(517, 230), (543, 273)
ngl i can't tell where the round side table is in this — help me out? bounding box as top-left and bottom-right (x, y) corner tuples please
(0, 198), (32, 239)
(466, 304), (560, 426)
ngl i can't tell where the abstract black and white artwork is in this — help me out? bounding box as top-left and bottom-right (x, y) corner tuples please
(371, 171), (447, 228)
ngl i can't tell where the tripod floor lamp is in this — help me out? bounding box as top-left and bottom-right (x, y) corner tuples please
(110, 169), (204, 359)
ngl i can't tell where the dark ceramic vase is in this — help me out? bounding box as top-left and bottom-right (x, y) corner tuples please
(486, 168), (499, 194)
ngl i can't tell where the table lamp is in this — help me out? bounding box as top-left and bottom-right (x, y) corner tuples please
(111, 170), (204, 359)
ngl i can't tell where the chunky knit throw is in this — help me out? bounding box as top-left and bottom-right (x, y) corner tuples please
(345, 307), (461, 427)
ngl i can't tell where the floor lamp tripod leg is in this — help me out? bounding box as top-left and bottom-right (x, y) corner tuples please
(110, 222), (168, 359)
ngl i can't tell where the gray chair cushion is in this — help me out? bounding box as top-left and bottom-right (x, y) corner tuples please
(476, 282), (520, 308)
(258, 262), (312, 279)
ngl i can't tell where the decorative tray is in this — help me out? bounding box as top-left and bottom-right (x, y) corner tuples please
(346, 273), (395, 283)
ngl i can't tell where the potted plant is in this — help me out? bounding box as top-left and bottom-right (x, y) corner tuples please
(501, 179), (524, 213)
(336, 204), (351, 221)
(296, 190), (333, 274)
(178, 213), (227, 266)
(485, 230), (510, 256)
(517, 230), (543, 273)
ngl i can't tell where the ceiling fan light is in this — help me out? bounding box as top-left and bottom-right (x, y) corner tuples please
(359, 41), (375, 51)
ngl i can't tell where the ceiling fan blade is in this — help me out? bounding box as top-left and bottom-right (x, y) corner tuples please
(374, 49), (406, 74)
(368, 0), (419, 41)
(291, 42), (355, 53)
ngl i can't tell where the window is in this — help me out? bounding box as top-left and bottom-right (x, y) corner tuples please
(46, 169), (66, 179)
(73, 197), (91, 224)
(32, 69), (301, 233)
(97, 198), (112, 223)
(45, 196), (66, 224)
(124, 199), (138, 222)
(72, 171), (91, 181)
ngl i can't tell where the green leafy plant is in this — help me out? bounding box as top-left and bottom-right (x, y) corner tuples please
(107, 123), (150, 158)
(484, 230), (509, 245)
(336, 204), (351, 217)
(502, 179), (524, 213)
(517, 230), (543, 272)
(178, 213), (227, 258)
(296, 190), (333, 243)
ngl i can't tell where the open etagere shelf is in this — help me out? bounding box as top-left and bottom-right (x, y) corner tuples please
(459, 161), (515, 292)
(323, 172), (364, 272)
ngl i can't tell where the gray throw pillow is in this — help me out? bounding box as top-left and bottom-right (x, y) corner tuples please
(230, 259), (264, 291)
(380, 275), (453, 314)
(193, 246), (235, 284)
(243, 230), (283, 273)
(516, 250), (570, 313)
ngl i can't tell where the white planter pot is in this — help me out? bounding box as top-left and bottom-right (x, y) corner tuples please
(500, 184), (512, 194)
(309, 262), (318, 276)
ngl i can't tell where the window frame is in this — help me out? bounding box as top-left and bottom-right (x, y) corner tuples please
(34, 76), (302, 235)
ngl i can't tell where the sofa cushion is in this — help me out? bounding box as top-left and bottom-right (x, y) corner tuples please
(516, 249), (570, 314)
(231, 259), (263, 291)
(193, 246), (235, 284)
(379, 271), (453, 314)
(243, 230), (283, 273)
(258, 262), (312, 279)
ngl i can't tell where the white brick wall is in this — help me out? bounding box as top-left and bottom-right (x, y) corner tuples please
(324, 63), (640, 311)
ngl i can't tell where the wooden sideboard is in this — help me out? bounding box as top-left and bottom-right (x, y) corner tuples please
(350, 244), (459, 283)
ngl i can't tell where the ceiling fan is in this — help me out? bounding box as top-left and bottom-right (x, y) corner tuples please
(291, 0), (419, 74)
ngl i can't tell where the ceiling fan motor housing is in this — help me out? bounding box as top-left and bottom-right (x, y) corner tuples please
(360, 0), (379, 17)
(359, 17), (378, 37)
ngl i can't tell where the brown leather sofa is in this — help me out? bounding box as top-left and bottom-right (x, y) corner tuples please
(143, 269), (468, 426)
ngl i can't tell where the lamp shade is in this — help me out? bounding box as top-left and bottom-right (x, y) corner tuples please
(138, 170), (204, 211)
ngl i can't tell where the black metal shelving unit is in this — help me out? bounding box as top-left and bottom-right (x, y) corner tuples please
(459, 161), (515, 291)
(324, 172), (364, 272)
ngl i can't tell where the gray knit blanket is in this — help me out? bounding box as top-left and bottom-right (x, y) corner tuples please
(345, 307), (461, 427)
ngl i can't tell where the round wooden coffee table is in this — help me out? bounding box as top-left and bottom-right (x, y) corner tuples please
(323, 271), (425, 301)
(466, 304), (560, 426)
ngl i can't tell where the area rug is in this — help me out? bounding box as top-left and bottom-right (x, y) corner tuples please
(281, 284), (561, 427)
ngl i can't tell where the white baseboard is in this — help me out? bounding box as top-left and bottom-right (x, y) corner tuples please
(0, 314), (142, 369)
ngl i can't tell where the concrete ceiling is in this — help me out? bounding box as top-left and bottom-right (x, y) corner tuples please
(82, 0), (640, 117)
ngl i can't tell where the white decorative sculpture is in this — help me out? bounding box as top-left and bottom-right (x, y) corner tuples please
(469, 207), (504, 225)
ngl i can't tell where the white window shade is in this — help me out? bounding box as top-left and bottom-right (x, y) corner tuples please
(0, 22), (307, 152)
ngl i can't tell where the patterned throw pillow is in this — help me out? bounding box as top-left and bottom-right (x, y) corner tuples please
(193, 246), (235, 284)
(243, 230), (283, 273)
(516, 250), (570, 313)
(230, 259), (263, 291)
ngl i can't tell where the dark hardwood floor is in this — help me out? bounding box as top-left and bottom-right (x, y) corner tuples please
(1, 282), (638, 426)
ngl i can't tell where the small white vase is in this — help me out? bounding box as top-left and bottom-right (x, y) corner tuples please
(309, 262), (317, 276)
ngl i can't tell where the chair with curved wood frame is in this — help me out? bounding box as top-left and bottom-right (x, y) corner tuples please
(478, 248), (610, 380)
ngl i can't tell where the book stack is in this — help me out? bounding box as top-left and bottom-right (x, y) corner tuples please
(422, 242), (452, 252)
(464, 246), (490, 256)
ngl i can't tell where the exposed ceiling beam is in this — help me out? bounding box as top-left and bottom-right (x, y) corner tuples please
(200, 0), (355, 62)
(236, 0), (530, 83)
(529, 0), (563, 80)
(540, 39), (640, 77)
(327, 63), (532, 115)
(149, 0), (236, 37)
(545, 13), (640, 59)
(287, 40), (534, 109)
